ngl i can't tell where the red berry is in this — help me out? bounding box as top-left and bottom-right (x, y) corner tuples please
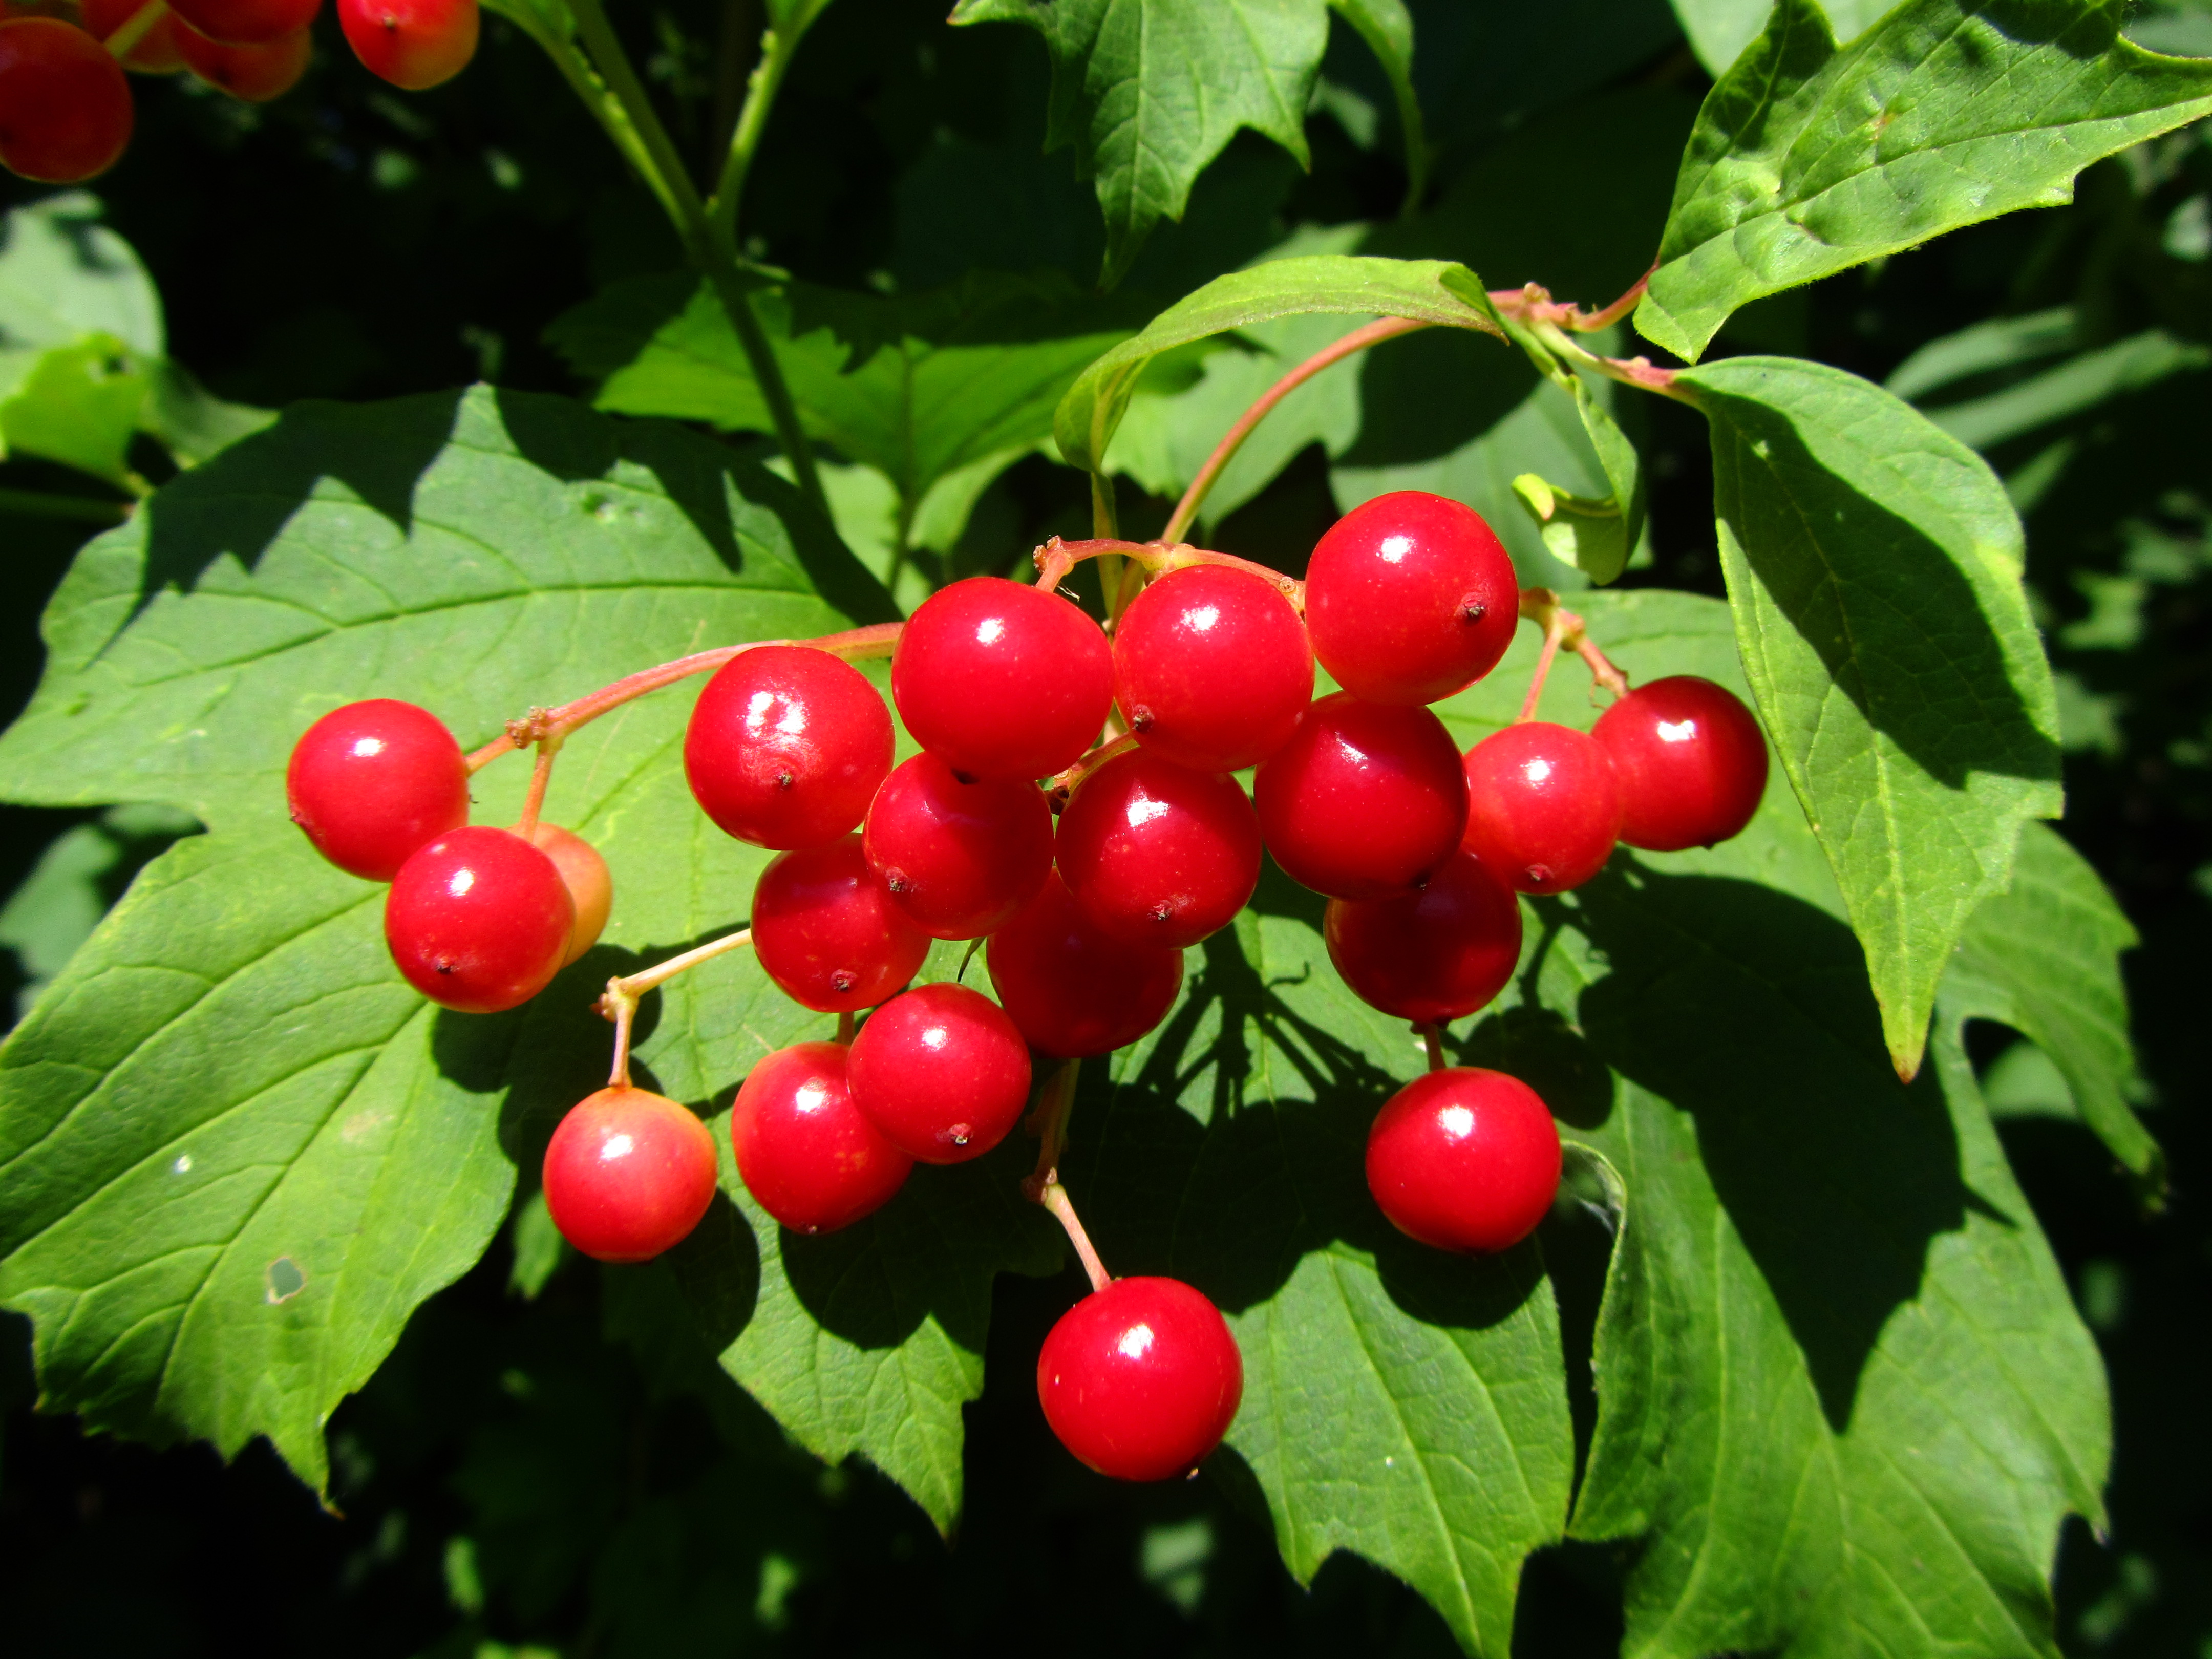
(1591, 676), (1769, 852)
(862, 752), (1053, 940)
(541, 1086), (717, 1263)
(336, 0), (475, 89)
(684, 646), (894, 850)
(1324, 848), (1522, 1025)
(987, 870), (1183, 1059)
(1112, 565), (1313, 771)
(1366, 1068), (1560, 1253)
(385, 826), (575, 1013)
(1252, 692), (1467, 900)
(1304, 491), (1519, 706)
(1037, 1277), (1243, 1481)
(891, 577), (1114, 781)
(847, 983), (1031, 1163)
(0, 19), (133, 183)
(1459, 722), (1622, 895)
(82, 0), (185, 72)
(528, 823), (611, 966)
(287, 698), (472, 881)
(751, 833), (929, 1013)
(176, 19), (309, 99)
(1055, 748), (1260, 950)
(169, 0), (316, 45)
(731, 1041), (911, 1233)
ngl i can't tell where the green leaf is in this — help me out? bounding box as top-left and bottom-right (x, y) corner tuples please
(1638, 0), (2212, 363)
(1666, 0), (1776, 75)
(0, 193), (164, 359)
(1920, 330), (2212, 452)
(0, 334), (148, 483)
(1068, 886), (1573, 1658)
(1566, 378), (1644, 585)
(1327, 0), (1428, 207)
(947, 0), (1331, 287)
(1677, 354), (2063, 1078)
(1944, 820), (2158, 1184)
(0, 385), (911, 1497)
(1053, 253), (1500, 477)
(1451, 590), (2103, 1657)
(548, 271), (1126, 571)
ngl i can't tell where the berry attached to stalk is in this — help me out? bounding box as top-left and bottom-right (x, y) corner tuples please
(1304, 491), (1518, 706)
(1324, 847), (1522, 1025)
(1037, 1277), (1244, 1482)
(751, 833), (929, 1013)
(529, 823), (612, 966)
(1366, 1068), (1560, 1253)
(176, 20), (309, 100)
(287, 698), (472, 881)
(987, 871), (1183, 1059)
(847, 983), (1031, 1163)
(0, 18), (134, 184)
(1112, 564), (1313, 772)
(82, 0), (185, 71)
(1591, 676), (1768, 852)
(1253, 692), (1467, 900)
(1460, 722), (1622, 895)
(1055, 748), (1260, 950)
(385, 826), (574, 1013)
(862, 752), (1052, 940)
(731, 1041), (911, 1234)
(891, 576), (1114, 781)
(337, 0), (476, 89)
(684, 645), (893, 851)
(542, 1086), (717, 1263)
(169, 0), (317, 45)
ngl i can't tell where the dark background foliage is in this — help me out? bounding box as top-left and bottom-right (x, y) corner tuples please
(1, 1), (2205, 1652)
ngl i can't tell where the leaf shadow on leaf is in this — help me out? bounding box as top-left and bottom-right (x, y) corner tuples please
(124, 388), (467, 646)
(1569, 862), (2012, 1430)
(487, 387), (898, 628)
(1705, 390), (2062, 792)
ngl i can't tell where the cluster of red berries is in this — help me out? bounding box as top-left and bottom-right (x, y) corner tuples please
(0, 0), (477, 184)
(284, 490), (1768, 1483)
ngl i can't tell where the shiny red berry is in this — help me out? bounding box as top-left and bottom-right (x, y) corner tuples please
(1324, 847), (1522, 1024)
(169, 0), (317, 45)
(862, 752), (1052, 940)
(1055, 748), (1260, 950)
(891, 577), (1114, 781)
(751, 833), (929, 1013)
(528, 823), (611, 966)
(731, 1041), (912, 1233)
(1460, 722), (1622, 895)
(1037, 1277), (1243, 1482)
(82, 0), (185, 72)
(287, 698), (472, 881)
(0, 19), (134, 183)
(1366, 1068), (1560, 1253)
(176, 20), (309, 99)
(847, 983), (1032, 1163)
(1252, 692), (1467, 900)
(684, 646), (894, 850)
(542, 1086), (717, 1263)
(987, 871), (1184, 1059)
(1112, 565), (1313, 772)
(337, 0), (476, 89)
(385, 826), (575, 1013)
(1304, 491), (1519, 706)
(1592, 676), (1769, 852)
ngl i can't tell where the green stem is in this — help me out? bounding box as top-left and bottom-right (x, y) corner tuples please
(707, 14), (811, 244)
(703, 258), (826, 514)
(0, 488), (130, 524)
(482, 0), (677, 225)
(565, 0), (709, 227)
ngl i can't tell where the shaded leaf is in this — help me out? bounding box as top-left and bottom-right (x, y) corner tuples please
(948, 0), (1330, 287)
(1677, 354), (2063, 1078)
(1328, 0), (1427, 205)
(0, 334), (147, 483)
(1639, 0), (2212, 363)
(1944, 820), (2157, 1184)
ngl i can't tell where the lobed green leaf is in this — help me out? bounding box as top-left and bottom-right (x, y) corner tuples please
(1639, 0), (2212, 363)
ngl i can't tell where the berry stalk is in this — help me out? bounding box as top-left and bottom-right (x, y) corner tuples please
(1515, 587), (1630, 716)
(1030, 537), (1304, 615)
(595, 926), (757, 1086)
(1020, 1059), (1111, 1290)
(99, 0), (168, 58)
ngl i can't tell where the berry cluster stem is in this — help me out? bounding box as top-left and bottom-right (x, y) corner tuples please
(595, 927), (757, 1086)
(1031, 537), (1303, 615)
(1417, 1022), (1446, 1072)
(513, 732), (565, 840)
(1516, 587), (1630, 718)
(100, 0), (168, 57)
(1021, 1061), (1111, 1290)
(467, 621), (902, 774)
(1037, 1180), (1113, 1295)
